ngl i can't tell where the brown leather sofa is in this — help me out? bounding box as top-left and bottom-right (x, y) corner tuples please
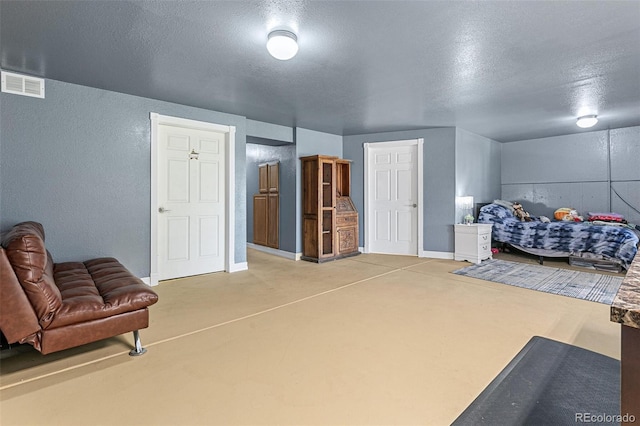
(0, 221), (158, 356)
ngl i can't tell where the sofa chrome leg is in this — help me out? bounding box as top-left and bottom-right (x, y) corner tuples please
(129, 330), (147, 356)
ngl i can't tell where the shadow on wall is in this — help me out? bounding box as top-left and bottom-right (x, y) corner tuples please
(516, 201), (556, 218)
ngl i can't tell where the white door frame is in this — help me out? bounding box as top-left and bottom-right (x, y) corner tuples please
(150, 112), (238, 286)
(364, 139), (424, 256)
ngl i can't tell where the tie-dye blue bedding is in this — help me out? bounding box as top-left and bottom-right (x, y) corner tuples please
(478, 203), (639, 269)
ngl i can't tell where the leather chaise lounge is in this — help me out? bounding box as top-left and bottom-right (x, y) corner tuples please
(0, 221), (158, 356)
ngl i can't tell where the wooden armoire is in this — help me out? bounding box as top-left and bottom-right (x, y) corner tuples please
(301, 155), (359, 262)
(253, 161), (279, 248)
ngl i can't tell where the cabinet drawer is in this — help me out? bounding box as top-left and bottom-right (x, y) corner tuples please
(336, 215), (357, 226)
(478, 243), (491, 255)
(478, 233), (491, 243)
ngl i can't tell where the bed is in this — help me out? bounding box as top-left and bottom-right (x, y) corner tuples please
(478, 203), (640, 270)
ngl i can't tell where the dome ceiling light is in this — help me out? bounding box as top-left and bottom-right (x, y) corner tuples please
(576, 115), (598, 128)
(267, 30), (298, 60)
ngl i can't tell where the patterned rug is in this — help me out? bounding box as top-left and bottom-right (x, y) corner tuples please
(452, 259), (623, 304)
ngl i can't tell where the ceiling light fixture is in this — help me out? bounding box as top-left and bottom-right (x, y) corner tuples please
(576, 115), (598, 128)
(267, 30), (298, 60)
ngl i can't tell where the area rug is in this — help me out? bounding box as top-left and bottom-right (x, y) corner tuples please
(452, 259), (623, 304)
(452, 336), (620, 425)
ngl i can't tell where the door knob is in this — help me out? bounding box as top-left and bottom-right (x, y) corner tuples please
(158, 207), (171, 213)
(406, 204), (417, 208)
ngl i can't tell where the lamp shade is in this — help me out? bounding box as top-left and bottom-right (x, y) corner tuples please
(576, 115), (598, 128)
(458, 196), (474, 210)
(267, 30), (298, 60)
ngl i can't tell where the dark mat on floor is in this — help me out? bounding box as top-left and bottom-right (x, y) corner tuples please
(452, 336), (620, 426)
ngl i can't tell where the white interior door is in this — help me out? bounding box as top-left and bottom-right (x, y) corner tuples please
(158, 124), (226, 280)
(367, 142), (418, 255)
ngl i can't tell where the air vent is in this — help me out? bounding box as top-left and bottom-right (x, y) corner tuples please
(1, 71), (45, 98)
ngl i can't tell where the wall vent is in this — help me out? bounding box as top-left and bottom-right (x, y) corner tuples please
(1, 71), (45, 98)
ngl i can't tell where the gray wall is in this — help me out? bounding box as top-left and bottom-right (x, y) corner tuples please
(10, 79), (630, 275)
(455, 128), (502, 222)
(501, 126), (640, 224)
(246, 119), (294, 144)
(609, 126), (640, 224)
(295, 127), (343, 253)
(246, 143), (297, 253)
(0, 79), (247, 277)
(343, 128), (457, 253)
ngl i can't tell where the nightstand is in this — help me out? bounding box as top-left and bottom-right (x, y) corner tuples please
(454, 223), (493, 264)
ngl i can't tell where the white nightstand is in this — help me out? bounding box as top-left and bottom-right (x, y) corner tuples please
(454, 223), (493, 264)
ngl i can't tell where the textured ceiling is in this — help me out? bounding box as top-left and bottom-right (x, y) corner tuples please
(1, 1), (639, 142)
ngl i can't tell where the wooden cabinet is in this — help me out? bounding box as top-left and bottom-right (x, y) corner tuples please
(258, 165), (269, 193)
(258, 161), (279, 194)
(253, 162), (279, 248)
(267, 193), (279, 248)
(301, 155), (359, 262)
(268, 162), (279, 193)
(253, 195), (268, 246)
(454, 223), (493, 264)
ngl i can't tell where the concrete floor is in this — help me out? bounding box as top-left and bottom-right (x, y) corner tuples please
(0, 250), (621, 425)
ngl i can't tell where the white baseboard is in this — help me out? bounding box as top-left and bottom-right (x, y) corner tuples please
(419, 250), (454, 260)
(359, 247), (452, 260)
(247, 243), (301, 260)
(228, 262), (249, 272)
(145, 262), (247, 285)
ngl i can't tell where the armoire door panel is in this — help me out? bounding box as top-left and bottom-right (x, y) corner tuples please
(267, 194), (279, 248)
(258, 164), (268, 193)
(253, 194), (268, 246)
(268, 162), (279, 193)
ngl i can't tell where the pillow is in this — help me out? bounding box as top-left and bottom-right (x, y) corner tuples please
(554, 208), (572, 221)
(588, 212), (624, 218)
(480, 203), (514, 220)
(492, 199), (514, 212)
(588, 212), (625, 222)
